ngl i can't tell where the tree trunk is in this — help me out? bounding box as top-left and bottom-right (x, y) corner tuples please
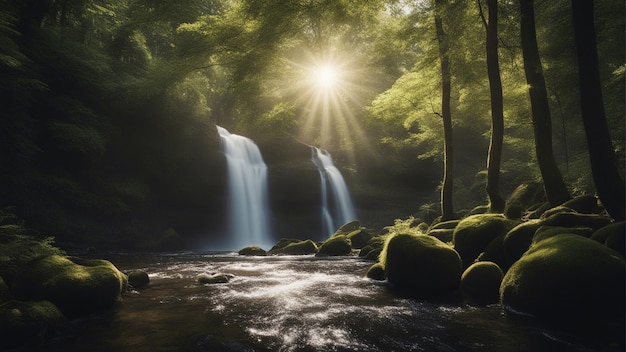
(518, 0), (571, 206)
(434, 0), (455, 221)
(480, 0), (506, 213)
(571, 0), (625, 221)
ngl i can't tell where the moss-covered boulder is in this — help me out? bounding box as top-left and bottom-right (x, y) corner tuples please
(431, 220), (461, 231)
(238, 246), (267, 256)
(428, 228), (454, 243)
(539, 206), (576, 219)
(381, 233), (462, 297)
(591, 222), (625, 256)
(268, 238), (301, 255)
(502, 219), (542, 266)
(127, 270), (150, 289)
(476, 235), (507, 271)
(526, 202), (551, 219)
(500, 233), (625, 323)
(365, 247), (382, 261)
(316, 235), (352, 256)
(366, 263), (386, 281)
(532, 226), (594, 244)
(453, 214), (518, 268)
(0, 299), (66, 350)
(359, 245), (373, 257)
(541, 212), (612, 231)
(331, 220), (361, 237)
(506, 181), (545, 211)
(561, 195), (602, 214)
(461, 261), (503, 304)
(11, 255), (127, 318)
(347, 229), (374, 249)
(281, 240), (318, 255)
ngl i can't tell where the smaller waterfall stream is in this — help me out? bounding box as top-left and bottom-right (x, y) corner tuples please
(311, 147), (356, 237)
(218, 126), (272, 249)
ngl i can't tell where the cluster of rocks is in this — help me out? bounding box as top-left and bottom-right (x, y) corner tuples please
(364, 182), (624, 325)
(0, 252), (150, 349)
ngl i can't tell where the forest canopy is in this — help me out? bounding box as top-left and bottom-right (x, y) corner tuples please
(0, 0), (623, 246)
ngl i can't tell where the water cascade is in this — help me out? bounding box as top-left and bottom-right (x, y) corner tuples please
(217, 126), (272, 249)
(311, 147), (356, 237)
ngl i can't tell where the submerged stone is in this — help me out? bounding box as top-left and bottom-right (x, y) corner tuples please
(381, 233), (461, 297)
(500, 233), (625, 323)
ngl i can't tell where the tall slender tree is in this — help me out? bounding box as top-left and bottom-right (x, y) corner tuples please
(518, 0), (571, 205)
(571, 0), (625, 221)
(434, 0), (455, 220)
(478, 0), (506, 213)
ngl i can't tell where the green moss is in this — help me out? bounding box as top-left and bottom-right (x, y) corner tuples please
(532, 226), (594, 245)
(365, 248), (382, 261)
(380, 233), (461, 297)
(346, 229), (374, 249)
(366, 263), (386, 281)
(331, 220), (361, 237)
(316, 235), (352, 256)
(506, 182), (545, 211)
(127, 270), (150, 289)
(428, 229), (454, 243)
(453, 214), (518, 268)
(461, 261), (503, 304)
(501, 234), (625, 323)
(0, 299), (66, 350)
(476, 235), (506, 271)
(502, 219), (542, 266)
(590, 222), (625, 256)
(11, 255), (126, 318)
(238, 246), (267, 256)
(541, 212), (612, 231)
(281, 240), (318, 255)
(268, 238), (301, 255)
(358, 245), (373, 257)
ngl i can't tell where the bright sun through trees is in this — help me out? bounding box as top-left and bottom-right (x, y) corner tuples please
(313, 65), (339, 89)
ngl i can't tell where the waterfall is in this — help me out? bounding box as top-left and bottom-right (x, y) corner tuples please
(218, 126), (272, 249)
(311, 147), (356, 237)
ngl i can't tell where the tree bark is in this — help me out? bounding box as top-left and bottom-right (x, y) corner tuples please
(434, 0), (454, 221)
(518, 0), (571, 206)
(571, 0), (625, 221)
(479, 0), (506, 213)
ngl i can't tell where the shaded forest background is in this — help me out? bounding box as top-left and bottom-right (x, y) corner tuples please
(0, 0), (623, 249)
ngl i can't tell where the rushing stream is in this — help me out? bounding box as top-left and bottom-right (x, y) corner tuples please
(44, 253), (623, 352)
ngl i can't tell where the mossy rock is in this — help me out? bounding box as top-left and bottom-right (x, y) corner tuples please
(453, 214), (518, 268)
(11, 255), (127, 318)
(476, 235), (506, 271)
(316, 235), (352, 256)
(380, 233), (461, 297)
(238, 246), (267, 256)
(359, 245), (373, 257)
(331, 220), (361, 237)
(281, 240), (318, 255)
(539, 206), (576, 219)
(0, 299), (66, 350)
(503, 201), (523, 220)
(591, 222), (625, 256)
(365, 248), (382, 261)
(461, 262), (503, 304)
(428, 228), (454, 243)
(541, 212), (612, 232)
(532, 226), (594, 245)
(502, 219), (542, 266)
(506, 182), (545, 210)
(562, 195), (602, 214)
(467, 205), (489, 216)
(127, 270), (150, 289)
(366, 263), (386, 281)
(526, 202), (551, 219)
(346, 229), (374, 249)
(268, 238), (301, 255)
(365, 235), (388, 249)
(500, 233), (625, 323)
(431, 220), (461, 231)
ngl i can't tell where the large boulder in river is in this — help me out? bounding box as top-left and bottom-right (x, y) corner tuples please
(500, 233), (625, 323)
(11, 255), (127, 317)
(238, 246), (267, 256)
(453, 214), (518, 268)
(281, 240), (318, 255)
(381, 233), (461, 297)
(316, 235), (352, 256)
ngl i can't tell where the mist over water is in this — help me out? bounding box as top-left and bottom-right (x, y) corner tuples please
(311, 147), (356, 237)
(218, 126), (272, 250)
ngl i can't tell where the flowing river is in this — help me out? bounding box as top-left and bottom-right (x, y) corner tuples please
(44, 253), (622, 352)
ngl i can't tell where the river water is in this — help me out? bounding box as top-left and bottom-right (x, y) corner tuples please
(44, 253), (623, 352)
